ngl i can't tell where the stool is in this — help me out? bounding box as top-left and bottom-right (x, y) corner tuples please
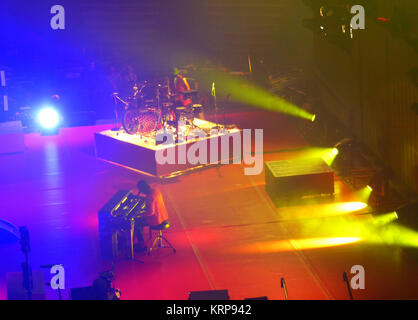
(148, 220), (176, 255)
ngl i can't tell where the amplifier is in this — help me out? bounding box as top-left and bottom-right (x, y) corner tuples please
(188, 290), (230, 300)
(265, 158), (334, 205)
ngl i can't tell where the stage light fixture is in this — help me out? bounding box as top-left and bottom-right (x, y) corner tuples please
(311, 114), (316, 122)
(38, 107), (60, 129)
(355, 186), (373, 203)
(320, 147), (339, 166)
(372, 212), (399, 226)
(333, 138), (353, 150)
(330, 137), (359, 169)
(37, 107), (61, 134)
(394, 202), (418, 230)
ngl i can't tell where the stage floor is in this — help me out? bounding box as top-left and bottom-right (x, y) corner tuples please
(0, 110), (417, 300)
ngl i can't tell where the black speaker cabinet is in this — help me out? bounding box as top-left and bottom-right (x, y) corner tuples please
(265, 158), (334, 204)
(188, 290), (230, 300)
(70, 286), (96, 300)
(7, 270), (45, 300)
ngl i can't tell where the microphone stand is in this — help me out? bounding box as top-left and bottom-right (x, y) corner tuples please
(111, 92), (128, 131)
(343, 272), (354, 300)
(281, 277), (289, 300)
(20, 227), (33, 300)
(40, 264), (63, 300)
(224, 94), (231, 128)
(112, 93), (130, 132)
(58, 285), (62, 300)
(212, 82), (220, 130)
(112, 93), (120, 131)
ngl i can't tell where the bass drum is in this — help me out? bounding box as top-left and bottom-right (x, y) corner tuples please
(122, 109), (140, 135)
(123, 109), (161, 135)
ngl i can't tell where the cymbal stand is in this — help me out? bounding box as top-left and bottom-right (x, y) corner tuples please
(112, 93), (129, 132)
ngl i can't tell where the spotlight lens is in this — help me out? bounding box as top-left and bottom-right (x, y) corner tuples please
(38, 107), (60, 129)
(311, 115), (316, 122)
(332, 148), (339, 155)
(367, 185), (373, 192)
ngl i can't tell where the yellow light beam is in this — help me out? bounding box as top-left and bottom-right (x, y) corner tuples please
(200, 70), (315, 121)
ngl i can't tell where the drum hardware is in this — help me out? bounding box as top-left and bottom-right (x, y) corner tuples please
(113, 93), (129, 106)
(112, 92), (128, 131)
(191, 104), (203, 125)
(120, 81), (162, 135)
(118, 77), (209, 139)
(178, 90), (199, 97)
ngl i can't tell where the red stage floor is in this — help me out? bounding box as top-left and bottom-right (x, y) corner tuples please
(0, 110), (417, 300)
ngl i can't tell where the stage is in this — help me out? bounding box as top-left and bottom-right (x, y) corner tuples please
(0, 110), (417, 300)
(94, 119), (241, 178)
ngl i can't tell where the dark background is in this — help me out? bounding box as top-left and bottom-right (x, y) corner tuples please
(0, 0), (312, 75)
(0, 0), (312, 121)
(306, 0), (418, 193)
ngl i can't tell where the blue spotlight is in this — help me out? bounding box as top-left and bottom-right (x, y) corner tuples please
(37, 107), (61, 134)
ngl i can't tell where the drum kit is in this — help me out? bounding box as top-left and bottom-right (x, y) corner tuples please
(113, 79), (203, 137)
